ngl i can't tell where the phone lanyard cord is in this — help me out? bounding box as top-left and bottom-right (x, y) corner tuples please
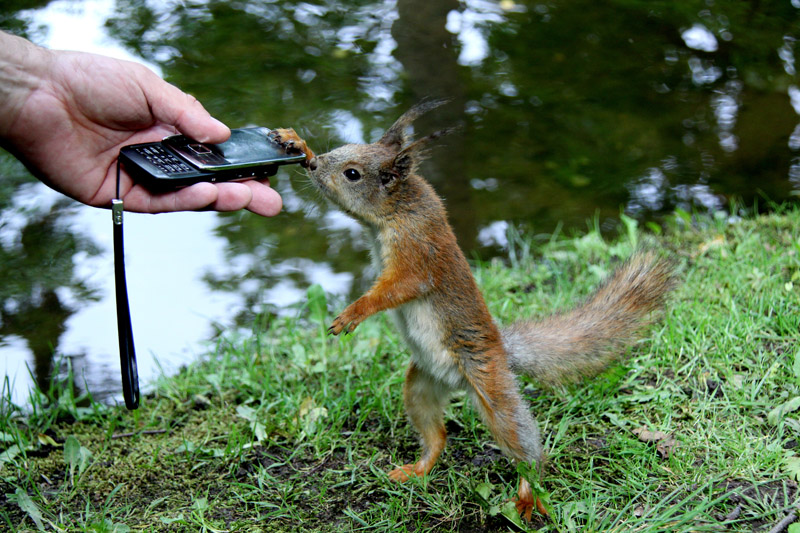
(113, 160), (139, 410)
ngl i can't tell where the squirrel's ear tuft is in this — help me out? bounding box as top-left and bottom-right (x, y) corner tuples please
(384, 127), (457, 182)
(378, 99), (449, 150)
(389, 127), (458, 180)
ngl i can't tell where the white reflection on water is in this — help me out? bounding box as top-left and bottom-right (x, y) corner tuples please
(478, 220), (509, 248)
(681, 24), (718, 53)
(21, 0), (162, 74)
(712, 81), (741, 153)
(446, 0), (523, 67)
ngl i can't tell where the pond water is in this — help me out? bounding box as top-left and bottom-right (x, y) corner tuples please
(1, 0), (799, 405)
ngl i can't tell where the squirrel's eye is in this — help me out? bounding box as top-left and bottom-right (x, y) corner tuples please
(343, 168), (361, 181)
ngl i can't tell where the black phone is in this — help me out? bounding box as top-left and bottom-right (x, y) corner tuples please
(119, 127), (305, 190)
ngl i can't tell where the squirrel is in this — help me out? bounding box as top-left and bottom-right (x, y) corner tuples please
(269, 101), (676, 520)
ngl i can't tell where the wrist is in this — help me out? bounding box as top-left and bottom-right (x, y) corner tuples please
(0, 31), (51, 139)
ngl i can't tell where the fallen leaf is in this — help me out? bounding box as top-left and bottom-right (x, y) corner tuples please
(633, 426), (679, 458)
(697, 234), (725, 256)
(14, 488), (45, 532)
(656, 436), (678, 458)
(37, 434), (58, 447)
(633, 426), (669, 442)
(298, 397), (315, 419)
(768, 397), (800, 426)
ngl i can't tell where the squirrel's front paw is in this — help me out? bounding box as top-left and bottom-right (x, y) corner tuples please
(328, 312), (360, 335)
(269, 128), (300, 152)
(269, 128), (315, 166)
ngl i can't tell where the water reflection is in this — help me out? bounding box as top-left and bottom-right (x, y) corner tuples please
(0, 174), (100, 403)
(1, 0), (799, 404)
(682, 24), (719, 53)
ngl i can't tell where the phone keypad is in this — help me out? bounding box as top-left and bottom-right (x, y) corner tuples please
(135, 145), (195, 174)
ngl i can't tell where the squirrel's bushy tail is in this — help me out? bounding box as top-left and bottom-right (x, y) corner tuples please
(502, 250), (676, 386)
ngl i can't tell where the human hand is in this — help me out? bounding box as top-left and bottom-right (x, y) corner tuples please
(0, 31), (282, 216)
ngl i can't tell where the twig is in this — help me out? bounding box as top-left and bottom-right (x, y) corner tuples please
(768, 512), (798, 533)
(723, 504), (742, 521)
(111, 429), (167, 439)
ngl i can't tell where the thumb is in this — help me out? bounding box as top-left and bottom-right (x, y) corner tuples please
(145, 73), (230, 143)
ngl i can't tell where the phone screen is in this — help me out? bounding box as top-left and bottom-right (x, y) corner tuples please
(163, 127), (304, 170)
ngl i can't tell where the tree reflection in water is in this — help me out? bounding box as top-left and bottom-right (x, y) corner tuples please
(0, 164), (100, 400)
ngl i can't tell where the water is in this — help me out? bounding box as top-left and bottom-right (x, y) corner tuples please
(1, 0), (799, 405)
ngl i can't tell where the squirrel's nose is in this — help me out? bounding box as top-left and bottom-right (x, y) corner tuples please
(308, 157), (318, 171)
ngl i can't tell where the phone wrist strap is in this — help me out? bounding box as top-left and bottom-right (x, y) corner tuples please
(113, 159), (140, 410)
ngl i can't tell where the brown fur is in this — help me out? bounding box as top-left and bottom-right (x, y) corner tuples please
(503, 250), (676, 386)
(269, 103), (676, 520)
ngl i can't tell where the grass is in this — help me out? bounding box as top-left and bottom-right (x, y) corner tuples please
(1, 205), (799, 532)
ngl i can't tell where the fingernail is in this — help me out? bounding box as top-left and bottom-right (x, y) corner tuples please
(195, 118), (230, 143)
(211, 117), (230, 132)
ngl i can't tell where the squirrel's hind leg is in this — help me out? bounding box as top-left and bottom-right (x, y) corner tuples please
(463, 354), (548, 519)
(388, 362), (451, 481)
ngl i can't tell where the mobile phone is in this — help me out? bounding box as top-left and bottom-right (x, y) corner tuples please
(119, 127), (306, 190)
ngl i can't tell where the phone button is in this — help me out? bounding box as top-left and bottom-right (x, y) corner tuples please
(189, 143), (212, 154)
